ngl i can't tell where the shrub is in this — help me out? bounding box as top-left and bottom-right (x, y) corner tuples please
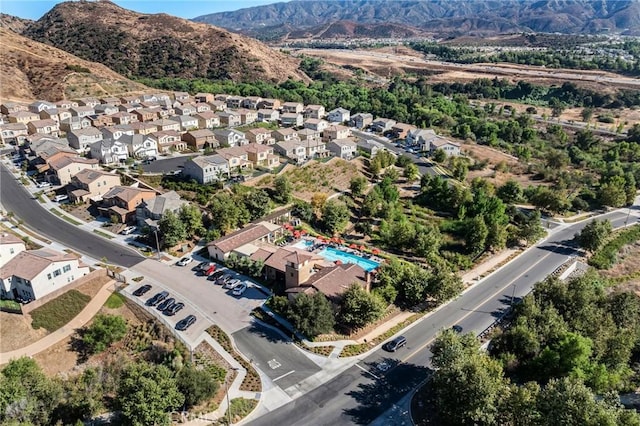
(82, 314), (127, 354)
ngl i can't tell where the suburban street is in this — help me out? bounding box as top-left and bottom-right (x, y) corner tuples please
(248, 206), (640, 426)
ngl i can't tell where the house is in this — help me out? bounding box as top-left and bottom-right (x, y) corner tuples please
(182, 129), (218, 150)
(8, 111), (40, 124)
(171, 115), (199, 132)
(39, 108), (68, 122)
(262, 247), (323, 284)
(157, 107), (175, 118)
(150, 118), (181, 133)
(182, 154), (230, 184)
(117, 104), (138, 113)
(68, 169), (121, 203)
(109, 112), (138, 125)
(88, 115), (113, 128)
(130, 122), (158, 135)
(237, 109), (258, 125)
(194, 93), (215, 103)
(94, 104), (120, 116)
(350, 112), (373, 129)
(195, 111), (221, 129)
(304, 104), (326, 119)
(225, 96), (244, 109)
(30, 138), (74, 160)
(174, 92), (190, 102)
(370, 118), (397, 133)
(390, 123), (417, 139)
(428, 138), (461, 157)
(69, 106), (95, 118)
(357, 139), (386, 157)
(132, 108), (158, 122)
(275, 139), (307, 164)
(207, 221), (282, 261)
(245, 127), (274, 145)
(1, 102), (28, 115)
(28, 101), (56, 114)
(280, 113), (304, 128)
(0, 123), (29, 145)
(297, 128), (321, 142)
(136, 191), (190, 227)
(258, 98), (282, 110)
(48, 156), (99, 185)
(286, 263), (370, 302)
(214, 94), (231, 102)
(174, 104), (197, 116)
(304, 118), (329, 133)
(281, 102), (304, 114)
(27, 119), (60, 137)
(99, 186), (157, 223)
(303, 139), (328, 159)
(76, 97), (100, 108)
(98, 97), (119, 106)
(214, 129), (247, 147)
(67, 127), (102, 152)
(327, 107), (350, 124)
(0, 249), (89, 302)
(216, 146), (253, 171)
(101, 125), (134, 141)
(244, 143), (280, 169)
(119, 95), (141, 105)
(322, 125), (351, 142)
(272, 128), (298, 142)
(208, 100), (227, 111)
(90, 139), (129, 164)
(149, 130), (186, 153)
(60, 116), (92, 132)
(194, 103), (211, 113)
(0, 233), (26, 268)
(119, 134), (158, 159)
(327, 139), (358, 159)
(406, 128), (437, 147)
(217, 111), (242, 127)
(257, 109), (280, 122)
(242, 96), (262, 110)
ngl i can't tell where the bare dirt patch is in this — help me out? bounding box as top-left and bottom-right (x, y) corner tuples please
(0, 311), (48, 352)
(76, 274), (112, 298)
(600, 243), (640, 292)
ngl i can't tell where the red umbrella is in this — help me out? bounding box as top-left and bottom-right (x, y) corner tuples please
(349, 243), (358, 249)
(372, 248), (380, 255)
(335, 260), (343, 265)
(360, 245), (366, 251)
(300, 229), (307, 235)
(293, 231), (301, 238)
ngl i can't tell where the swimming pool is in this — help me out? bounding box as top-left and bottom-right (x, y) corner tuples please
(316, 247), (380, 272)
(291, 239), (314, 249)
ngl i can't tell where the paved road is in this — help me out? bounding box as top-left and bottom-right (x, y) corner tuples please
(248, 207), (640, 426)
(0, 163), (145, 267)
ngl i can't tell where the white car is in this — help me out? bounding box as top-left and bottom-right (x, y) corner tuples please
(223, 278), (241, 290)
(232, 283), (248, 296)
(36, 182), (51, 189)
(54, 194), (68, 202)
(120, 226), (136, 235)
(177, 257), (192, 266)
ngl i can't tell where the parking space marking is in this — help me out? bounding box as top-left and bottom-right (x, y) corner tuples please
(268, 359), (282, 369)
(355, 363), (379, 380)
(272, 370), (296, 382)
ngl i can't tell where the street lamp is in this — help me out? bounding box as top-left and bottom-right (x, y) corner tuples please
(226, 367), (240, 425)
(510, 283), (517, 307)
(153, 228), (160, 260)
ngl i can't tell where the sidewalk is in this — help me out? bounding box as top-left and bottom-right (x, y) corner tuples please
(460, 248), (519, 285)
(0, 279), (116, 364)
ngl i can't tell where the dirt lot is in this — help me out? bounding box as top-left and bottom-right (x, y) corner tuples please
(600, 242), (640, 293)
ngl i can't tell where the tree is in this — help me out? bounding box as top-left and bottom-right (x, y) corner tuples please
(414, 224), (442, 259)
(464, 216), (488, 254)
(209, 192), (250, 234)
(82, 314), (127, 354)
(158, 210), (187, 248)
(243, 189), (272, 220)
(273, 175), (293, 204)
(628, 123), (640, 143)
(403, 163), (420, 183)
(176, 363), (219, 409)
(338, 284), (386, 330)
(116, 362), (184, 426)
(287, 292), (335, 338)
(496, 180), (523, 204)
(321, 200), (350, 235)
(581, 107), (594, 122)
(451, 157), (468, 181)
(550, 97), (566, 118)
(433, 148), (446, 163)
(178, 204), (204, 238)
(54, 367), (104, 423)
(598, 175), (627, 208)
(349, 176), (368, 198)
(576, 219), (612, 253)
(310, 192), (328, 216)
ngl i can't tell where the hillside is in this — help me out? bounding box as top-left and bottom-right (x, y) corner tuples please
(23, 0), (308, 83)
(194, 0), (640, 39)
(288, 20), (426, 40)
(0, 13), (32, 34)
(0, 27), (148, 102)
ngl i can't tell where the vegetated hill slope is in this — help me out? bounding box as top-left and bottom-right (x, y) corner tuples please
(0, 13), (33, 34)
(194, 0), (640, 38)
(288, 20), (426, 39)
(0, 27), (148, 102)
(23, 0), (308, 83)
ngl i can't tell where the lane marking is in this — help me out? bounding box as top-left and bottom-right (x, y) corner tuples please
(356, 363), (380, 380)
(272, 370), (296, 382)
(268, 358), (282, 369)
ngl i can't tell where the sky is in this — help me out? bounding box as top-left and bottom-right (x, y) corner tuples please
(0, 0), (282, 20)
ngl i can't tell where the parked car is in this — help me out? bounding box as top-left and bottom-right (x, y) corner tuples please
(223, 278), (241, 289)
(215, 274), (231, 285)
(203, 265), (217, 276)
(177, 256), (192, 266)
(157, 297), (175, 312)
(133, 284), (152, 297)
(54, 194), (68, 202)
(194, 261), (209, 272)
(175, 314), (196, 331)
(146, 291), (169, 307)
(164, 302), (184, 316)
(120, 226), (136, 235)
(232, 283), (248, 296)
(451, 325), (463, 334)
(207, 271), (225, 282)
(382, 335), (407, 352)
(36, 181), (51, 189)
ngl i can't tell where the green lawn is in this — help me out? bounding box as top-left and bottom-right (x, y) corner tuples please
(30, 290), (91, 332)
(104, 292), (125, 309)
(0, 299), (22, 313)
(49, 208), (83, 225)
(93, 229), (114, 239)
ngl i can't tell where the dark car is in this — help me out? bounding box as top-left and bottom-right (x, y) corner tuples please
(215, 274), (232, 285)
(207, 271), (225, 282)
(146, 291), (169, 307)
(133, 284), (152, 297)
(175, 314), (197, 331)
(157, 297), (175, 312)
(383, 335), (407, 352)
(164, 302), (184, 316)
(194, 261), (209, 272)
(451, 325), (463, 334)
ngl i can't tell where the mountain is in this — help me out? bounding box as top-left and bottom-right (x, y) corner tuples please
(288, 20), (426, 39)
(0, 13), (33, 34)
(193, 0), (640, 38)
(0, 27), (147, 102)
(23, 0), (308, 83)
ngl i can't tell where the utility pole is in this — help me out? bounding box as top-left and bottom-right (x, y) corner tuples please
(154, 228), (161, 260)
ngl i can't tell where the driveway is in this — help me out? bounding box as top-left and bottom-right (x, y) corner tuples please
(141, 155), (196, 174)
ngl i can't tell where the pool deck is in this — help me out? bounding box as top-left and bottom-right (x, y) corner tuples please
(289, 238), (383, 267)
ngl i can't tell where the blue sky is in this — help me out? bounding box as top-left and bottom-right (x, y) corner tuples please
(0, 0), (281, 20)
